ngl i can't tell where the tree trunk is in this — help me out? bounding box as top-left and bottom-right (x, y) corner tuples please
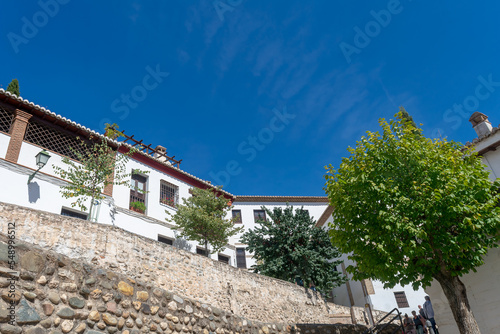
(434, 271), (481, 334)
(88, 194), (95, 222)
(204, 240), (209, 257)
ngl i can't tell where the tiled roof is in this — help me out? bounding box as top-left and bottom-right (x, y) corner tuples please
(234, 195), (329, 203)
(0, 89), (235, 199)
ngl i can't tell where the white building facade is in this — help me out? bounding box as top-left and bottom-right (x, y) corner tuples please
(0, 89), (237, 263)
(0, 88), (426, 319)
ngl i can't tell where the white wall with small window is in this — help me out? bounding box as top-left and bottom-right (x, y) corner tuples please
(331, 253), (426, 314)
(112, 156), (191, 221)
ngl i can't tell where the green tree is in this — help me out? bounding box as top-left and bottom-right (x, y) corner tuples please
(241, 205), (346, 293)
(324, 111), (500, 334)
(167, 187), (243, 256)
(6, 79), (20, 96)
(53, 125), (135, 221)
(399, 106), (416, 128)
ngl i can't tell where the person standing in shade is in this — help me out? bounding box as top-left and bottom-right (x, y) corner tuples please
(403, 313), (417, 334)
(412, 310), (427, 334)
(423, 296), (439, 334)
(418, 305), (426, 319)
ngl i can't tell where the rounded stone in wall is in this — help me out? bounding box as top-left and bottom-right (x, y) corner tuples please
(20, 251), (45, 273)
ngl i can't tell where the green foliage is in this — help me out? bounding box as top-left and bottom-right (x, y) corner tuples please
(324, 111), (500, 290)
(241, 205), (346, 293)
(53, 129), (136, 220)
(130, 201), (146, 212)
(167, 187), (243, 255)
(6, 79), (20, 96)
(399, 106), (416, 128)
(104, 123), (124, 140)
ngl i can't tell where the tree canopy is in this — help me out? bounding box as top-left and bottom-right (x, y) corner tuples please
(6, 79), (19, 96)
(53, 125), (134, 220)
(167, 187), (243, 256)
(241, 205), (346, 293)
(324, 110), (500, 334)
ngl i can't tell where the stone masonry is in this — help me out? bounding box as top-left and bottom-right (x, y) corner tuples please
(0, 235), (296, 334)
(0, 202), (384, 331)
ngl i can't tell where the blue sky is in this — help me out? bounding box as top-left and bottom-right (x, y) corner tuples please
(2, 1), (500, 196)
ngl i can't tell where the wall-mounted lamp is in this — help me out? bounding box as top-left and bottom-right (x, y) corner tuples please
(27, 150), (51, 184)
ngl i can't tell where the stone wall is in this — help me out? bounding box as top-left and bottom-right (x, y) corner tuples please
(0, 235), (296, 334)
(0, 202), (377, 327)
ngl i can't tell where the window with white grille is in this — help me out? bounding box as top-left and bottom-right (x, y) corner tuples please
(160, 180), (179, 208)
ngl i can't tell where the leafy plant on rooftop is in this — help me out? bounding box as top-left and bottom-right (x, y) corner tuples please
(6, 79), (19, 96)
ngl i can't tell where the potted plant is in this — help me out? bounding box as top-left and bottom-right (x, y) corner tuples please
(129, 201), (146, 214)
(160, 197), (176, 208)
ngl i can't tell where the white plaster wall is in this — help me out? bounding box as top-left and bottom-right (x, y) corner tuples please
(425, 240), (500, 334)
(331, 254), (426, 313)
(483, 149), (500, 181)
(0, 133), (10, 159)
(18, 140), (71, 177)
(331, 254), (365, 308)
(6, 144), (236, 263)
(0, 159), (92, 218)
(369, 281), (426, 314)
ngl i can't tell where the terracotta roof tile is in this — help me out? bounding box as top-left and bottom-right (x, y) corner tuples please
(235, 195), (329, 203)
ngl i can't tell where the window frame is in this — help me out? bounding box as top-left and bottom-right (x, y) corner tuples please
(196, 247), (208, 256)
(253, 210), (266, 223)
(160, 180), (179, 209)
(218, 254), (230, 264)
(60, 207), (88, 220)
(158, 235), (174, 245)
(130, 172), (147, 210)
(394, 291), (409, 308)
(232, 210), (242, 224)
(236, 247), (247, 269)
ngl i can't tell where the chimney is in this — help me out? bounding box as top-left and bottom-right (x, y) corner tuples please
(154, 145), (168, 162)
(469, 112), (493, 138)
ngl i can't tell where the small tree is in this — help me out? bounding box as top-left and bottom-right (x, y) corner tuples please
(53, 125), (135, 221)
(6, 79), (20, 96)
(324, 111), (500, 334)
(241, 205), (346, 293)
(167, 187), (243, 256)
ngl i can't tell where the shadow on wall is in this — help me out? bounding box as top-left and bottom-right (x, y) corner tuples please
(173, 234), (192, 252)
(28, 182), (40, 203)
